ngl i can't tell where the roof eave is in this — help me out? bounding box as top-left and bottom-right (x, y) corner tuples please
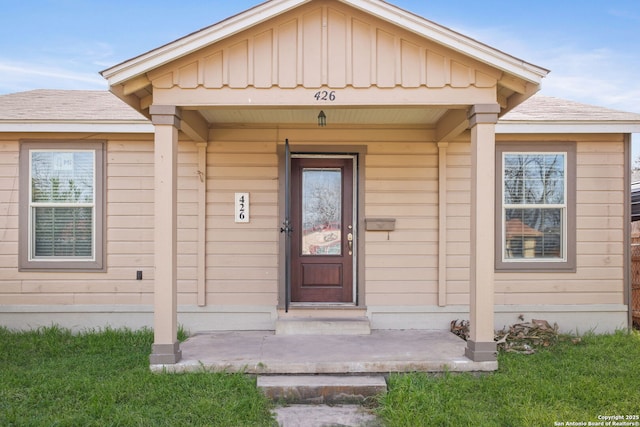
(496, 120), (640, 134)
(346, 0), (548, 83)
(101, 0), (308, 86)
(0, 121), (153, 134)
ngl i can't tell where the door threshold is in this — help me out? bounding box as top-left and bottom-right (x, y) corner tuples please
(287, 303), (363, 311)
(279, 304), (366, 318)
(289, 302), (357, 308)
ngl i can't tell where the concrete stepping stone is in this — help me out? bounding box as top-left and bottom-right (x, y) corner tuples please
(258, 375), (387, 404)
(273, 404), (383, 427)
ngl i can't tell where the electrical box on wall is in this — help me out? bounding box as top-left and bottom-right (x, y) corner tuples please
(365, 218), (396, 231)
(235, 192), (249, 223)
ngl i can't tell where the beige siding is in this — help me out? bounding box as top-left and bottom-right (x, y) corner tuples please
(205, 133), (279, 307)
(0, 142), (19, 275)
(494, 135), (626, 306)
(0, 130), (628, 328)
(148, 1), (499, 92)
(0, 137), (154, 305)
(445, 142), (471, 305)
(365, 139), (439, 306)
(0, 136), (206, 307)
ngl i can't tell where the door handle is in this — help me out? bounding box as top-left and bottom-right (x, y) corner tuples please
(347, 232), (353, 255)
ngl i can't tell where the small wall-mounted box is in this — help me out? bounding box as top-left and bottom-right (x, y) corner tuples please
(365, 218), (396, 231)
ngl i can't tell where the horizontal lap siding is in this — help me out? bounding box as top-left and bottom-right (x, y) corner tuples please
(365, 141), (439, 306)
(0, 138), (153, 304)
(495, 136), (625, 306)
(0, 142), (19, 275)
(205, 137), (279, 306)
(107, 140), (155, 304)
(445, 142), (471, 305)
(0, 131), (627, 313)
(0, 137), (204, 306)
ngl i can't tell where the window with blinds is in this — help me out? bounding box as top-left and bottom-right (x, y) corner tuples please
(502, 152), (566, 261)
(19, 142), (104, 271)
(495, 142), (576, 272)
(30, 150), (95, 259)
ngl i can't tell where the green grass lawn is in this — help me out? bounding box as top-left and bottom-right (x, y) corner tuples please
(0, 326), (277, 427)
(1, 327), (638, 427)
(378, 330), (640, 427)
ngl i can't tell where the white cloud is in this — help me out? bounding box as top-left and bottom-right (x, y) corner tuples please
(532, 46), (640, 113)
(450, 22), (640, 114)
(0, 60), (107, 94)
(0, 39), (117, 94)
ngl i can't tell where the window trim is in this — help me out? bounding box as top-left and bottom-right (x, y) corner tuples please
(19, 141), (105, 271)
(495, 142), (576, 272)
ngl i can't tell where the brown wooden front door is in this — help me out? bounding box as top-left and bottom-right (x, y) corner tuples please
(290, 156), (354, 303)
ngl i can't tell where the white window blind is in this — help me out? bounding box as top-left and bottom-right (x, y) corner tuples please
(502, 152), (566, 261)
(29, 150), (95, 260)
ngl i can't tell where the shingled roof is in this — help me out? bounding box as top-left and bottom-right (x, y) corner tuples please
(501, 95), (640, 122)
(0, 89), (147, 122)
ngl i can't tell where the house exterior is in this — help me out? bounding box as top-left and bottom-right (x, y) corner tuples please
(1, 0), (640, 364)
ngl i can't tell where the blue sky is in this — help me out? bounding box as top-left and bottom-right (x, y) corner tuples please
(0, 0), (638, 115)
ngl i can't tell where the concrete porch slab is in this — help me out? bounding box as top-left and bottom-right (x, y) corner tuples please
(150, 330), (498, 373)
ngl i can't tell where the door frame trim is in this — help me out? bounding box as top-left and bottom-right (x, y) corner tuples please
(277, 144), (367, 309)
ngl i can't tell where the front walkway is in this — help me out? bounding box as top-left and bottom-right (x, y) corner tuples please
(150, 330), (498, 373)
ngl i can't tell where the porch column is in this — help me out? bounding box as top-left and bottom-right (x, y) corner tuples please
(465, 104), (500, 362)
(149, 105), (182, 364)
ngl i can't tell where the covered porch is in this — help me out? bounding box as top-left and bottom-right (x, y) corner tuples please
(99, 0), (549, 367)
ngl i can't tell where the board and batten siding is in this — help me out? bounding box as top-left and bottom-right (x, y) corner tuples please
(148, 1), (500, 94)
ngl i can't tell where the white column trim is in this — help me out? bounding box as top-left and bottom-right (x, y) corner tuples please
(437, 142), (448, 307)
(197, 142), (208, 307)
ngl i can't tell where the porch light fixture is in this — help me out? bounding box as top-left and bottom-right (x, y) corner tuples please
(317, 110), (326, 127)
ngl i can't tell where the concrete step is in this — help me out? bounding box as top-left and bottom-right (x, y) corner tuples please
(257, 375), (387, 404)
(275, 316), (371, 335)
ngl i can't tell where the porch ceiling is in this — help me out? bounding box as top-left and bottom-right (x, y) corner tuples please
(196, 106), (449, 126)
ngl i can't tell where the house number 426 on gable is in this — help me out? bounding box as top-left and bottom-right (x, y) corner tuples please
(314, 90), (336, 101)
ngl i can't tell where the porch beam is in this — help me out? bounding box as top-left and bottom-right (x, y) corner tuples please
(498, 74), (527, 94)
(140, 95), (153, 111)
(435, 109), (468, 142)
(181, 110), (209, 142)
(153, 85), (497, 107)
(149, 104), (182, 364)
(465, 104), (500, 363)
(123, 74), (151, 96)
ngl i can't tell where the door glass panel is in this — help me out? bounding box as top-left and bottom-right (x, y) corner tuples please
(301, 168), (341, 255)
